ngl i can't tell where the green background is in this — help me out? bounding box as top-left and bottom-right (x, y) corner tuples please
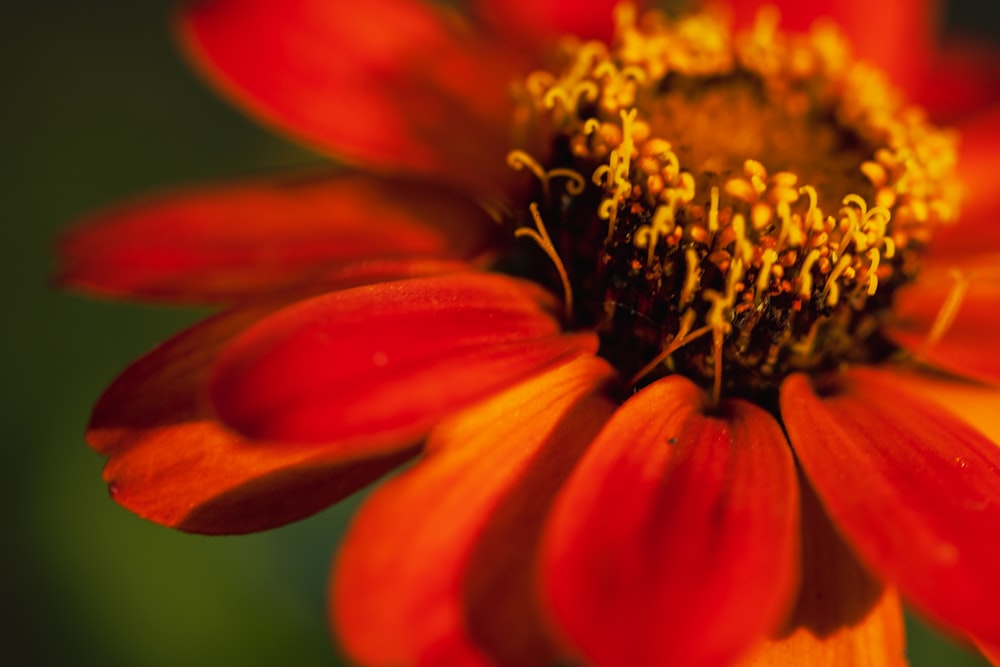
(2, 1), (995, 665)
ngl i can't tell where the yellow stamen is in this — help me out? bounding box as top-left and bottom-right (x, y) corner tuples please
(515, 203), (574, 321)
(919, 269), (969, 356)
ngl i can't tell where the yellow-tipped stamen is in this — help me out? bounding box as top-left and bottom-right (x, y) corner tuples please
(505, 3), (961, 394)
(918, 269), (970, 357)
(515, 203), (575, 321)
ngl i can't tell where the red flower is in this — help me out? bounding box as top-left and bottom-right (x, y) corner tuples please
(58, 0), (1000, 665)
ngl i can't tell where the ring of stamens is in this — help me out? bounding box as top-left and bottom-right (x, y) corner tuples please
(505, 4), (960, 403)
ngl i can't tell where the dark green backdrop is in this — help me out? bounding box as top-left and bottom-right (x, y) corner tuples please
(2, 1), (995, 665)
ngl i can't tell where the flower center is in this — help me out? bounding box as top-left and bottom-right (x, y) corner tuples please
(502, 5), (960, 403)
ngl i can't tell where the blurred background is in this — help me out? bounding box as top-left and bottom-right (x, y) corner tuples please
(2, 1), (997, 665)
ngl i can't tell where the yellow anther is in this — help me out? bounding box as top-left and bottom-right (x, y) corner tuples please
(635, 202), (676, 264)
(775, 200), (792, 251)
(724, 178), (757, 203)
(757, 248), (778, 297)
(524, 70), (556, 96)
(620, 65), (648, 83)
(592, 163), (613, 186)
(744, 159), (768, 194)
(726, 257), (745, 302)
(705, 290), (734, 334)
(836, 204), (862, 257)
(592, 60), (620, 80)
(799, 185), (818, 220)
(597, 197), (617, 220)
(674, 172), (696, 203)
(731, 213), (752, 263)
(506, 149), (547, 184)
(861, 160), (888, 188)
(882, 236), (896, 259)
(571, 80), (600, 106)
(508, 151), (586, 198)
(680, 247), (702, 308)
(773, 171), (799, 188)
(866, 247), (880, 295)
(751, 202), (772, 229)
(704, 289), (734, 407)
(617, 107), (639, 178)
(547, 168), (586, 196)
(542, 86), (571, 110)
(826, 281), (840, 307)
(828, 252), (853, 283)
(842, 193), (869, 216)
(707, 186), (720, 233)
(583, 118), (601, 135)
(862, 206), (891, 238)
(798, 249), (821, 296)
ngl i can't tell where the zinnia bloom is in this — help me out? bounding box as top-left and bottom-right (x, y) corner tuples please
(59, 0), (1000, 665)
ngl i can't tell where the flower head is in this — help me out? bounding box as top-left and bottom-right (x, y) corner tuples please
(59, 0), (1000, 665)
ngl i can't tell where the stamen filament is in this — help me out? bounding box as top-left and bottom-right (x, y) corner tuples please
(516, 203), (574, 321)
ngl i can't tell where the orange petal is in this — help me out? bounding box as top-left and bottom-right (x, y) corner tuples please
(723, 0), (937, 98)
(929, 107), (1000, 259)
(331, 355), (617, 667)
(91, 305), (415, 534)
(736, 481), (908, 667)
(881, 370), (1000, 445)
(781, 367), (1000, 646)
(542, 375), (800, 667)
(178, 0), (520, 192)
(884, 264), (1000, 385)
(209, 273), (596, 445)
(58, 173), (494, 304)
(912, 44), (1000, 121)
(474, 0), (628, 50)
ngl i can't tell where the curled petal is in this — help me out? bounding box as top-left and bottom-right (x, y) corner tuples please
(58, 173), (494, 304)
(736, 482), (907, 667)
(332, 355), (616, 667)
(179, 0), (519, 192)
(210, 273), (597, 445)
(543, 375), (800, 667)
(91, 306), (415, 534)
(781, 367), (1000, 645)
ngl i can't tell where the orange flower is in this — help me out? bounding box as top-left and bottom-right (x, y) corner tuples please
(58, 0), (1000, 665)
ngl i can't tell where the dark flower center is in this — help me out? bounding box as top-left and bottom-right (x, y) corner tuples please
(501, 5), (960, 403)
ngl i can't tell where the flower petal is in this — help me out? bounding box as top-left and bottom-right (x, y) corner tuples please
(736, 482), (907, 667)
(210, 273), (597, 445)
(979, 641), (1000, 667)
(542, 375), (800, 667)
(911, 44), (1000, 121)
(723, 0), (936, 98)
(888, 371), (1000, 444)
(473, 0), (626, 49)
(884, 264), (1000, 385)
(781, 367), (1000, 645)
(91, 306), (416, 534)
(58, 173), (494, 304)
(331, 355), (616, 667)
(929, 107), (1000, 259)
(179, 0), (519, 192)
